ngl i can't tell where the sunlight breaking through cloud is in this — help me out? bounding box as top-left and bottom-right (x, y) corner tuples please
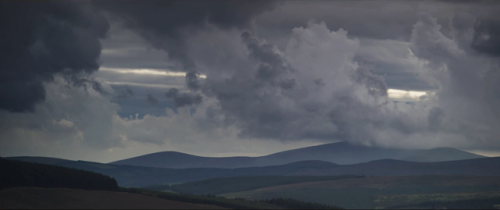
(100, 67), (207, 78)
(387, 89), (430, 101)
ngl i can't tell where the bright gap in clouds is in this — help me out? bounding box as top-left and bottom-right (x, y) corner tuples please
(387, 89), (429, 101)
(101, 67), (429, 101)
(100, 67), (207, 78)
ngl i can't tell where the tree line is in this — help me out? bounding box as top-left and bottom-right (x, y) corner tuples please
(0, 158), (118, 191)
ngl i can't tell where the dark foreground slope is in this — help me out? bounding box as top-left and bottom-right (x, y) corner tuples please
(110, 142), (485, 168)
(0, 158), (117, 190)
(0, 188), (222, 209)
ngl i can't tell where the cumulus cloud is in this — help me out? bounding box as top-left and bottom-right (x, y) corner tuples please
(178, 21), (402, 142)
(408, 13), (500, 150)
(3, 1), (500, 162)
(172, 13), (500, 151)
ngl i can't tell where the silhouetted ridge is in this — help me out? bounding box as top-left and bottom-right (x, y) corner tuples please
(0, 158), (118, 190)
(7, 156), (500, 187)
(110, 141), (485, 169)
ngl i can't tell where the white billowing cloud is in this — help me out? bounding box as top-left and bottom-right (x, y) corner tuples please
(0, 75), (318, 162)
(176, 16), (500, 151)
(407, 13), (500, 150)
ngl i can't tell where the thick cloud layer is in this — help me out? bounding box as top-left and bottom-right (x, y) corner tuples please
(2, 1), (500, 162)
(177, 13), (500, 150)
(0, 1), (109, 112)
(95, 0), (278, 70)
(180, 21), (398, 142)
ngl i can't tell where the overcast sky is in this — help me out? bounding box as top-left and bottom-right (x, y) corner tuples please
(1, 0), (500, 162)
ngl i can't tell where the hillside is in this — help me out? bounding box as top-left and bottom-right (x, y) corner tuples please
(6, 157), (340, 186)
(110, 142), (485, 168)
(0, 158), (117, 190)
(222, 175), (500, 209)
(167, 175), (361, 195)
(0, 158), (339, 209)
(7, 156), (500, 187)
(0, 188), (222, 209)
(294, 158), (500, 176)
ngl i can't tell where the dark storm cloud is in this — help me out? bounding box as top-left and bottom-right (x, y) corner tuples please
(471, 18), (500, 56)
(0, 1), (109, 112)
(94, 0), (278, 70)
(165, 88), (202, 107)
(146, 94), (159, 105)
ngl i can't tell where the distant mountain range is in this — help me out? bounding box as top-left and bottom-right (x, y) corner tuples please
(110, 141), (485, 168)
(6, 156), (500, 187)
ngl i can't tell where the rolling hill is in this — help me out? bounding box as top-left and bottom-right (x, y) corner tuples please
(7, 156), (500, 187)
(110, 141), (485, 168)
(292, 158), (500, 176)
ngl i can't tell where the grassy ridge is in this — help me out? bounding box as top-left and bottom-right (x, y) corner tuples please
(145, 175), (362, 195)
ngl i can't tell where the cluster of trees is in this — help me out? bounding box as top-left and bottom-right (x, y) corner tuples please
(409, 197), (500, 209)
(119, 187), (280, 209)
(164, 175), (361, 195)
(120, 187), (344, 209)
(260, 198), (342, 209)
(0, 158), (118, 191)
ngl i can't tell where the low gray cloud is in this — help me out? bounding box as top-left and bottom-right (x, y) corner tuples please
(165, 88), (202, 107)
(471, 19), (500, 56)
